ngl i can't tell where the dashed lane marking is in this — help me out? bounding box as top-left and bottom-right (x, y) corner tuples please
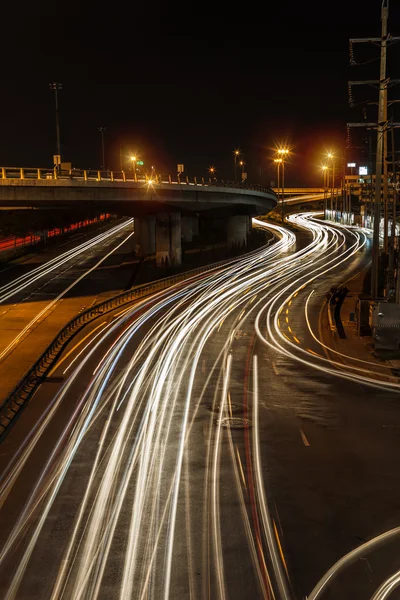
(300, 429), (310, 447)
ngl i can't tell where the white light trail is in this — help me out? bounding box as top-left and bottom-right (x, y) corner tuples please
(1, 212), (391, 600)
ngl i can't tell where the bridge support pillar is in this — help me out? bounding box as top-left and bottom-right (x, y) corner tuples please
(156, 212), (182, 267)
(134, 216), (156, 256)
(181, 215), (198, 242)
(226, 215), (248, 247)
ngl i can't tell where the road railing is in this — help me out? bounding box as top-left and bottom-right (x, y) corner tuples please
(0, 166), (274, 195)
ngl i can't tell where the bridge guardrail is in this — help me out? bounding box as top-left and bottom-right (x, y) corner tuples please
(0, 238), (273, 440)
(0, 166), (274, 195)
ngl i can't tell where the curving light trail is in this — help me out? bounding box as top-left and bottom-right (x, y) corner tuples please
(0, 218), (133, 305)
(0, 212), (394, 600)
(0, 218), (134, 364)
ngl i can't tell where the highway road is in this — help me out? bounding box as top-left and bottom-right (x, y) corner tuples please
(0, 218), (135, 400)
(1, 213), (400, 600)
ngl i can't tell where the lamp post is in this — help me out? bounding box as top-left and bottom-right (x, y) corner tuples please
(233, 149), (240, 183)
(208, 166), (216, 182)
(276, 148), (290, 223)
(239, 160), (245, 181)
(274, 158), (283, 221)
(98, 127), (106, 170)
(49, 82), (63, 169)
(131, 155), (137, 180)
(326, 151), (335, 219)
(321, 165), (329, 218)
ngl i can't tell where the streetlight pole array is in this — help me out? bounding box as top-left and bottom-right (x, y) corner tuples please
(98, 127), (106, 170)
(49, 82), (63, 169)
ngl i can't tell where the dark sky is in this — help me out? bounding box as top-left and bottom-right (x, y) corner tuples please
(2, 0), (400, 186)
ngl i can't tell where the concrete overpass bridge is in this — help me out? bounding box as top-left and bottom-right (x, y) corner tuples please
(0, 166), (278, 267)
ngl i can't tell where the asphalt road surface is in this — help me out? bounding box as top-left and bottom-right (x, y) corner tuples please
(0, 217), (136, 400)
(1, 213), (400, 600)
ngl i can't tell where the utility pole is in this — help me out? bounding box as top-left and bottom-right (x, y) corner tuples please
(49, 82), (63, 169)
(388, 115), (397, 298)
(98, 127), (106, 170)
(372, 0), (388, 298)
(347, 0), (400, 299)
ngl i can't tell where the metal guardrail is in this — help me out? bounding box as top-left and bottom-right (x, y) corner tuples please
(0, 251), (259, 439)
(0, 166), (274, 195)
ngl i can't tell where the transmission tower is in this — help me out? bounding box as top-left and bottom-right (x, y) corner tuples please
(347, 0), (400, 299)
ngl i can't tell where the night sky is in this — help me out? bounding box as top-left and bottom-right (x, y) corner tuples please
(2, 0), (400, 186)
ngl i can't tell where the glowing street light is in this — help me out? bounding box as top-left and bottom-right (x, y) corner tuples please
(131, 156), (137, 181)
(326, 151), (336, 217)
(233, 149), (240, 183)
(321, 164), (329, 218)
(208, 166), (216, 182)
(274, 158), (283, 221)
(239, 160), (245, 180)
(275, 147), (290, 223)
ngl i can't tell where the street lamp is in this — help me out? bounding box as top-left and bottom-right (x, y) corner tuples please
(131, 156), (137, 181)
(208, 165), (216, 182)
(98, 127), (106, 170)
(239, 160), (245, 181)
(233, 149), (240, 183)
(326, 151), (336, 219)
(321, 164), (329, 218)
(274, 158), (283, 221)
(49, 82), (63, 169)
(276, 148), (290, 223)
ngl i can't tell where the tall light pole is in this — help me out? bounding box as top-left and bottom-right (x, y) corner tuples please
(321, 165), (329, 218)
(233, 149), (240, 183)
(208, 166), (216, 182)
(326, 151), (336, 218)
(49, 82), (63, 168)
(239, 160), (245, 180)
(98, 127), (106, 170)
(274, 158), (283, 221)
(277, 148), (290, 223)
(131, 155), (137, 180)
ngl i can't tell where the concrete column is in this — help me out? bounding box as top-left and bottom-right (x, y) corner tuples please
(134, 216), (156, 256)
(182, 216), (198, 242)
(192, 214), (199, 237)
(226, 215), (248, 247)
(156, 212), (182, 267)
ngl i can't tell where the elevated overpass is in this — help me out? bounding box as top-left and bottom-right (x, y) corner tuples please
(0, 166), (278, 267)
(0, 166), (276, 216)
